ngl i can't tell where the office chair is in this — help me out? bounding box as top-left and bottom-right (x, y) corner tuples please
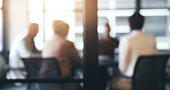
(21, 57), (62, 90)
(132, 54), (170, 90)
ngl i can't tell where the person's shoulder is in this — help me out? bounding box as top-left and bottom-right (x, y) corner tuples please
(110, 37), (119, 43)
(119, 33), (134, 45)
(11, 34), (26, 46)
(44, 39), (54, 47)
(65, 40), (74, 46)
(120, 34), (131, 40)
(19, 34), (31, 44)
(60, 40), (75, 50)
(111, 37), (119, 40)
(142, 32), (155, 40)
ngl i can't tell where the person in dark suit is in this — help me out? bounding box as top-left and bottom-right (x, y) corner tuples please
(98, 23), (119, 90)
(99, 23), (119, 56)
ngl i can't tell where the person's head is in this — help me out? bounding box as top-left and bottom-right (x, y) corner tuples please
(105, 23), (111, 33)
(128, 12), (145, 31)
(28, 23), (39, 38)
(52, 20), (69, 38)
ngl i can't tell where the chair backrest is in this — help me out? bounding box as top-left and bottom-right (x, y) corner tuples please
(132, 54), (170, 90)
(21, 57), (62, 90)
(21, 57), (61, 79)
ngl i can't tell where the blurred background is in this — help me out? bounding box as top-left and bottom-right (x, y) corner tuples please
(0, 0), (170, 56)
(0, 0), (170, 90)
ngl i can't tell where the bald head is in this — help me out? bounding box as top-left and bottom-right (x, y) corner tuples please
(52, 20), (69, 38)
(28, 23), (39, 38)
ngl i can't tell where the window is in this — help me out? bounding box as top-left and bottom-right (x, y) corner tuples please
(29, 0), (83, 56)
(98, 0), (170, 51)
(29, 0), (170, 51)
(140, 0), (170, 50)
(141, 0), (168, 8)
(98, 0), (136, 38)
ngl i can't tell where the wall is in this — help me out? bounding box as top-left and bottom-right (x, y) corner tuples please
(5, 0), (28, 50)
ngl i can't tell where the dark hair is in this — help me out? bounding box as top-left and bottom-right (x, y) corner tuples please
(128, 12), (145, 30)
(105, 23), (110, 28)
(105, 23), (110, 31)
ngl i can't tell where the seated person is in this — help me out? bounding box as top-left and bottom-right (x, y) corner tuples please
(99, 23), (119, 57)
(42, 20), (82, 77)
(7, 23), (40, 79)
(119, 12), (158, 78)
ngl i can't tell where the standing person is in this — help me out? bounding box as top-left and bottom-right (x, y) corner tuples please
(98, 23), (119, 90)
(119, 12), (158, 78)
(7, 23), (40, 79)
(99, 23), (119, 56)
(42, 20), (82, 78)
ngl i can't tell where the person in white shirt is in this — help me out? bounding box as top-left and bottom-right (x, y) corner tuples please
(118, 12), (158, 77)
(7, 23), (39, 79)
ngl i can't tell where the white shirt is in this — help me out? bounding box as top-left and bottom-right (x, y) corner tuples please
(118, 30), (158, 77)
(7, 34), (39, 79)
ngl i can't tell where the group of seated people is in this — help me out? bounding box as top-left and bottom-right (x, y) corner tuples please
(5, 11), (159, 89)
(99, 12), (158, 89)
(7, 20), (82, 79)
(99, 11), (158, 76)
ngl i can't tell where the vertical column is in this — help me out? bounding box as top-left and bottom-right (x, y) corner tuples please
(2, 0), (7, 58)
(83, 0), (99, 90)
(2, 0), (5, 51)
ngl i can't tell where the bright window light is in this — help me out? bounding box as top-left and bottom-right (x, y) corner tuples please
(98, 10), (135, 17)
(156, 37), (170, 50)
(140, 9), (170, 16)
(29, 0), (43, 13)
(0, 0), (2, 8)
(45, 0), (75, 11)
(29, 0), (83, 51)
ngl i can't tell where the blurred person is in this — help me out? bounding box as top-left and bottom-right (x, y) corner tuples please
(42, 20), (82, 78)
(98, 23), (119, 90)
(114, 12), (158, 90)
(7, 23), (40, 79)
(99, 23), (119, 56)
(119, 12), (158, 77)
